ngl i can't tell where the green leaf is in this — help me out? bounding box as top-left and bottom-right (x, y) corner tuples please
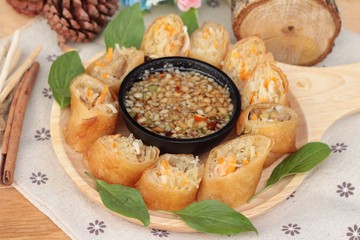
(48, 51), (84, 108)
(173, 200), (257, 235)
(88, 173), (150, 226)
(265, 142), (331, 188)
(104, 3), (145, 50)
(181, 8), (199, 35)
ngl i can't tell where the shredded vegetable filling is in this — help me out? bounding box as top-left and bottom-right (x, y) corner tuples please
(144, 17), (189, 58)
(210, 141), (257, 177)
(149, 155), (201, 191)
(75, 78), (118, 114)
(249, 105), (291, 122)
(100, 134), (157, 162)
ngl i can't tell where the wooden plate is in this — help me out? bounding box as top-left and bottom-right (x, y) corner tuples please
(50, 61), (360, 232)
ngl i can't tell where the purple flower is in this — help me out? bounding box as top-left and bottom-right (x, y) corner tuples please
(30, 172), (49, 185)
(46, 54), (58, 62)
(337, 182), (355, 198)
(346, 225), (360, 240)
(281, 223), (301, 236)
(42, 87), (52, 99)
(34, 128), (51, 141)
(150, 229), (169, 237)
(87, 220), (106, 235)
(331, 143), (348, 153)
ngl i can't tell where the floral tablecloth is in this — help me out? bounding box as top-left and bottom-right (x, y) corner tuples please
(2, 1), (360, 239)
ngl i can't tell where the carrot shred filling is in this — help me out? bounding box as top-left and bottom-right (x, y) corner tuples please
(106, 48), (113, 63)
(96, 85), (109, 105)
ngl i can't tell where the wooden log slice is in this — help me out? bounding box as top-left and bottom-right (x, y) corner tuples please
(231, 0), (341, 66)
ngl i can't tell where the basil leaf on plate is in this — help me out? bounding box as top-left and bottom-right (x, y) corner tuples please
(48, 51), (84, 108)
(173, 200), (257, 235)
(86, 173), (150, 226)
(104, 3), (145, 50)
(181, 8), (199, 35)
(265, 142), (331, 188)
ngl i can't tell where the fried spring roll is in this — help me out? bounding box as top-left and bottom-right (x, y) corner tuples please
(189, 21), (230, 68)
(141, 14), (190, 59)
(136, 154), (203, 211)
(241, 62), (288, 110)
(197, 135), (272, 208)
(63, 74), (119, 152)
(237, 103), (298, 167)
(222, 36), (274, 89)
(86, 134), (159, 187)
(86, 46), (144, 93)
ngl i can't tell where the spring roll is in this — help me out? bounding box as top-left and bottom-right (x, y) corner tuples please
(136, 154), (203, 211)
(197, 135), (272, 208)
(188, 21), (230, 68)
(86, 134), (159, 187)
(241, 62), (288, 110)
(86, 46), (144, 93)
(141, 14), (190, 59)
(237, 103), (298, 167)
(63, 74), (119, 152)
(222, 36), (274, 90)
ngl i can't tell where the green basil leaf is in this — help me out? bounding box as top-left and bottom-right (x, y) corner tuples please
(265, 142), (331, 188)
(173, 200), (257, 235)
(48, 51), (84, 108)
(181, 8), (199, 35)
(91, 176), (150, 226)
(104, 3), (145, 50)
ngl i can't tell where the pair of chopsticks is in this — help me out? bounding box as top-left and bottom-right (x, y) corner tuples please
(0, 30), (42, 185)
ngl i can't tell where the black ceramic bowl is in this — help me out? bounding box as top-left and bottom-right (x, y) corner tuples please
(118, 57), (241, 155)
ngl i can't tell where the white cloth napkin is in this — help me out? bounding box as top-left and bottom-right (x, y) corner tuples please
(2, 2), (360, 239)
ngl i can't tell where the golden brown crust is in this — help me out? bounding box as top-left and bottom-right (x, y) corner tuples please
(141, 14), (189, 59)
(63, 74), (119, 152)
(86, 47), (144, 94)
(136, 154), (202, 211)
(240, 62), (289, 110)
(197, 135), (272, 208)
(189, 21), (230, 68)
(86, 135), (159, 187)
(136, 168), (198, 211)
(236, 103), (298, 167)
(222, 36), (274, 90)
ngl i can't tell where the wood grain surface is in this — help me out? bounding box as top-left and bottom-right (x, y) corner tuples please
(0, 0), (359, 238)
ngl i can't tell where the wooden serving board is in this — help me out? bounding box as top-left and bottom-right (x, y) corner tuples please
(50, 62), (360, 232)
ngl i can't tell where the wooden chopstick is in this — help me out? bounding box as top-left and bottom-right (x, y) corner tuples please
(0, 30), (20, 92)
(1, 62), (40, 185)
(0, 39), (10, 71)
(0, 45), (41, 104)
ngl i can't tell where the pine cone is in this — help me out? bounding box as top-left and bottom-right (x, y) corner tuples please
(6, 0), (46, 16)
(43, 0), (118, 48)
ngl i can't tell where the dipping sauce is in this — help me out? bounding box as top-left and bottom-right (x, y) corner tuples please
(125, 69), (234, 139)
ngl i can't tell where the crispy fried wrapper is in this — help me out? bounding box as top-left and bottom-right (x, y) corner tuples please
(189, 21), (230, 68)
(63, 74), (119, 152)
(86, 134), (159, 187)
(141, 14), (190, 59)
(222, 36), (274, 90)
(86, 46), (144, 94)
(197, 135), (272, 208)
(241, 62), (288, 110)
(237, 103), (298, 167)
(136, 154), (203, 211)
